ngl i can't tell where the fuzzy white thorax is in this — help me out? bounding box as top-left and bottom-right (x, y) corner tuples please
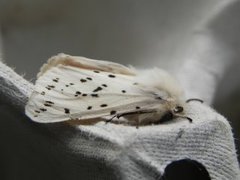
(135, 68), (184, 101)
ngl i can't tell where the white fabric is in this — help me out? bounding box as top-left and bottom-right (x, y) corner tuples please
(0, 56), (239, 179)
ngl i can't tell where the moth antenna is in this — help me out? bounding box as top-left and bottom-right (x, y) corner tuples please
(186, 98), (204, 103)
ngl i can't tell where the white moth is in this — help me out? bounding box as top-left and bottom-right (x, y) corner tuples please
(25, 53), (199, 127)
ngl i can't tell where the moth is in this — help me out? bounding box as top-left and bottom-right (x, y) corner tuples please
(25, 53), (202, 127)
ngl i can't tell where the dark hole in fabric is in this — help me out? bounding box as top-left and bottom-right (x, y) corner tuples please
(159, 159), (211, 180)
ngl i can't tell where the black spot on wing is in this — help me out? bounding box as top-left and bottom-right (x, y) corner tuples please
(64, 108), (70, 114)
(93, 87), (103, 92)
(86, 77), (92, 80)
(121, 90), (126, 93)
(82, 94), (87, 97)
(66, 83), (74, 87)
(100, 104), (108, 107)
(102, 84), (107, 87)
(44, 101), (54, 107)
(52, 78), (59, 82)
(94, 70), (100, 73)
(108, 74), (116, 78)
(136, 106), (140, 109)
(40, 108), (47, 112)
(41, 91), (45, 95)
(45, 101), (54, 104)
(46, 85), (55, 90)
(75, 91), (81, 97)
(35, 110), (40, 113)
(91, 94), (99, 97)
(110, 110), (116, 115)
(80, 79), (87, 83)
(87, 106), (92, 110)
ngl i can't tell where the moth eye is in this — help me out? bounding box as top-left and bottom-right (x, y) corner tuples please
(173, 106), (184, 113)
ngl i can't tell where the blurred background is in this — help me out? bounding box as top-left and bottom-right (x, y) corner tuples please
(0, 0), (239, 161)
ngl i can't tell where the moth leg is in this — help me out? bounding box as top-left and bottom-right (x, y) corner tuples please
(105, 115), (118, 123)
(106, 110), (156, 124)
(107, 119), (133, 126)
(175, 115), (193, 123)
(105, 114), (123, 123)
(107, 115), (141, 128)
(105, 113), (129, 124)
(68, 114), (75, 120)
(117, 110), (156, 119)
(135, 118), (140, 129)
(67, 118), (104, 125)
(186, 98), (204, 103)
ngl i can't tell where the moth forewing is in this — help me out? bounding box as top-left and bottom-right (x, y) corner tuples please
(38, 53), (136, 78)
(25, 54), (186, 126)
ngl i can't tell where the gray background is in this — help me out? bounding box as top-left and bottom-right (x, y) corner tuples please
(0, 0), (239, 159)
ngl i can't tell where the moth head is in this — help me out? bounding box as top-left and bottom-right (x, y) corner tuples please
(165, 98), (185, 115)
(172, 105), (184, 115)
(158, 101), (192, 124)
(171, 105), (192, 123)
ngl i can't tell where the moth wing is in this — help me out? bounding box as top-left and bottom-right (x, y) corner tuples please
(38, 53), (136, 78)
(26, 64), (163, 123)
